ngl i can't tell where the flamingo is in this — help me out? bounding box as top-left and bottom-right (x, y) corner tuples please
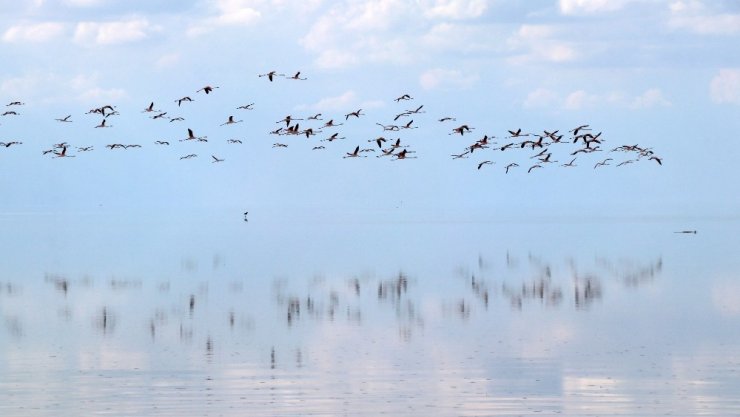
(477, 161), (494, 170)
(505, 163), (519, 173)
(345, 109), (364, 120)
(287, 71), (307, 80)
(343, 146), (366, 158)
(221, 115), (243, 126)
(259, 71), (284, 81)
(175, 96), (193, 107)
(197, 85), (219, 94)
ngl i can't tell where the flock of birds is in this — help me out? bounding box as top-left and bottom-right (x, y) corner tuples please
(0, 70), (663, 172)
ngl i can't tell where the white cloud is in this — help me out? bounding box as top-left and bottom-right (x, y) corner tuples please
(564, 89), (596, 110)
(523, 88), (558, 108)
(559, 0), (634, 15)
(421, 0), (488, 19)
(422, 22), (497, 53)
(342, 0), (411, 31)
(0, 72), (127, 104)
(507, 24), (578, 64)
(299, 0), (419, 69)
(710, 69), (740, 104)
(63, 0), (106, 6)
(308, 90), (358, 111)
(313, 49), (361, 70)
(2, 22), (66, 43)
(564, 89), (625, 110)
(302, 90), (385, 112)
(0, 73), (59, 98)
(419, 68), (478, 90)
(561, 89), (671, 110)
(669, 1), (740, 35)
(296, 0), (496, 69)
(77, 86), (128, 102)
(74, 17), (158, 45)
(187, 0), (262, 36)
(155, 53), (181, 70)
(630, 88), (671, 109)
(68, 73), (128, 102)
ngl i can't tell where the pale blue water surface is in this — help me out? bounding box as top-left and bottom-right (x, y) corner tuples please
(1, 211), (739, 416)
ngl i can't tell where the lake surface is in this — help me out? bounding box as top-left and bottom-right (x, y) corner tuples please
(2, 211), (740, 416)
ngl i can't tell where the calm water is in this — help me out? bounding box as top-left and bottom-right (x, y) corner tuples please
(1, 211), (740, 416)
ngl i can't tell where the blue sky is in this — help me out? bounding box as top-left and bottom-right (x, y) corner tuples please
(0, 0), (739, 220)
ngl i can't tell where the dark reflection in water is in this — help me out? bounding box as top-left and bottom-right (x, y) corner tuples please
(2, 221), (740, 416)
(3, 251), (664, 347)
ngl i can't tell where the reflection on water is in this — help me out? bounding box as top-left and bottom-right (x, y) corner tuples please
(1, 214), (740, 416)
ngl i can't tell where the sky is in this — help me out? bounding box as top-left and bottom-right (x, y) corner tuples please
(0, 0), (739, 221)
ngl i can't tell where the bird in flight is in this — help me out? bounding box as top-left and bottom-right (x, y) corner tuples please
(528, 164), (542, 173)
(221, 115), (243, 126)
(55, 115), (73, 123)
(561, 157), (577, 167)
(287, 71), (307, 80)
(322, 132), (345, 142)
(54, 146), (75, 158)
(504, 163), (519, 173)
(649, 156), (663, 165)
(142, 102), (159, 113)
(477, 160), (494, 170)
(180, 154), (197, 160)
(393, 149), (417, 160)
(182, 128), (206, 141)
(175, 96), (193, 107)
(594, 158), (613, 169)
(345, 109), (364, 120)
(259, 71), (284, 82)
(570, 124), (591, 136)
(343, 145), (366, 158)
(197, 85), (219, 94)
(395, 94), (412, 102)
(508, 128), (528, 138)
(450, 125), (474, 135)
(211, 155), (224, 163)
(237, 103), (255, 110)
(323, 119), (343, 128)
